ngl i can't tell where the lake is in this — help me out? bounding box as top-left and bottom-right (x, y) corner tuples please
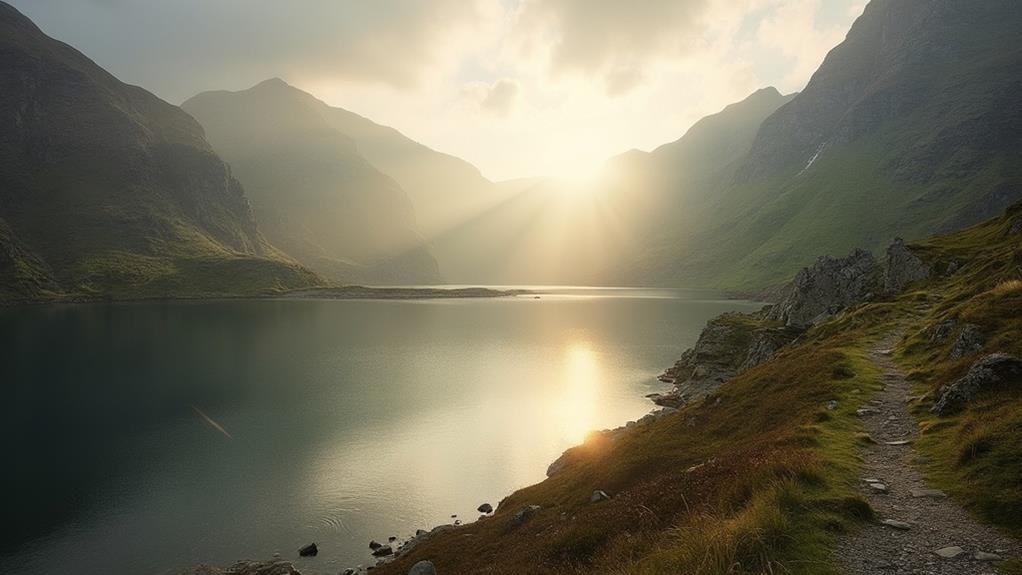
(1, 289), (762, 575)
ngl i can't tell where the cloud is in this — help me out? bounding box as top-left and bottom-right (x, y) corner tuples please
(11, 0), (501, 102)
(510, 0), (714, 95)
(464, 78), (522, 117)
(9, 0), (867, 180)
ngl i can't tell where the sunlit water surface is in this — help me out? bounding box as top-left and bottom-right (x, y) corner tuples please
(1, 289), (761, 575)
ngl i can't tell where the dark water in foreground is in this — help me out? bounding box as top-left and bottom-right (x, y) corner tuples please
(1, 289), (761, 575)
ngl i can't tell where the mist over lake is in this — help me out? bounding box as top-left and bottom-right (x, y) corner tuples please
(2, 289), (761, 575)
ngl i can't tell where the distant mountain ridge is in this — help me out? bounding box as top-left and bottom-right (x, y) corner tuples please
(184, 79), (440, 284)
(662, 0), (1022, 289)
(0, 2), (317, 300)
(427, 87), (796, 285)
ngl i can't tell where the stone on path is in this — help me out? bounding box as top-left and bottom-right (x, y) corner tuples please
(884, 439), (911, 445)
(934, 546), (965, 558)
(974, 551), (1003, 561)
(880, 519), (911, 530)
(910, 488), (946, 498)
(590, 490), (611, 503)
(868, 482), (888, 493)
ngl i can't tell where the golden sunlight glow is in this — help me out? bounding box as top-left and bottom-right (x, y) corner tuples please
(555, 342), (602, 444)
(553, 162), (607, 193)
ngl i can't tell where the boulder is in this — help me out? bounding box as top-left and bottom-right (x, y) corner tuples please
(369, 540), (382, 550)
(371, 545), (393, 557)
(949, 324), (984, 360)
(511, 505), (541, 526)
(477, 503), (493, 514)
(932, 353), (1022, 415)
(408, 561), (437, 575)
(297, 543), (317, 557)
(884, 238), (930, 293)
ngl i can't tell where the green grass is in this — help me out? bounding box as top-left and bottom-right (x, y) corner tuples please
(374, 314), (886, 574)
(373, 203), (1022, 574)
(894, 206), (1022, 536)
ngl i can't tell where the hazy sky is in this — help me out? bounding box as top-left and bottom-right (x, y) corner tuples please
(12, 0), (865, 181)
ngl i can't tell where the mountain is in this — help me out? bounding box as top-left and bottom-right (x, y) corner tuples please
(667, 0), (1022, 290)
(183, 79), (439, 284)
(314, 97), (503, 241)
(427, 87), (795, 286)
(0, 2), (317, 301)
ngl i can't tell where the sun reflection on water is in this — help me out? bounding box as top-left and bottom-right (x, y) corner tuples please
(555, 342), (602, 445)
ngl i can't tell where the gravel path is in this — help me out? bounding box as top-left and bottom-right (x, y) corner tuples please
(834, 335), (1020, 574)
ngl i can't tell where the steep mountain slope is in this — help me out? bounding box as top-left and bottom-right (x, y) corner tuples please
(316, 101), (502, 240)
(672, 0), (1022, 290)
(183, 80), (439, 284)
(0, 2), (317, 301)
(605, 87), (797, 284)
(427, 88), (794, 285)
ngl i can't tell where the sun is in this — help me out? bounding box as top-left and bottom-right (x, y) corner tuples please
(553, 161), (607, 196)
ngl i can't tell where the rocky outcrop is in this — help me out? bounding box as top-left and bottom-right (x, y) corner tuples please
(653, 310), (801, 405)
(767, 238), (931, 329)
(511, 505), (541, 526)
(932, 354), (1022, 415)
(949, 324), (985, 360)
(767, 249), (883, 328)
(884, 238), (931, 293)
(182, 561), (301, 575)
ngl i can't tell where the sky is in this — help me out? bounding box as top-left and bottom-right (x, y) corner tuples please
(11, 0), (866, 182)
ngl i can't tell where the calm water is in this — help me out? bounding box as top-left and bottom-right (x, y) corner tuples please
(1, 289), (761, 575)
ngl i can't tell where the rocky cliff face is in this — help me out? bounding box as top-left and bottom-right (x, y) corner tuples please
(656, 237), (933, 407)
(884, 238), (931, 293)
(767, 249), (883, 328)
(650, 310), (801, 406)
(767, 238), (932, 329)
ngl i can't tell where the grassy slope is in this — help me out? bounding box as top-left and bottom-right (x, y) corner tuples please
(375, 205), (1022, 574)
(899, 203), (1022, 537)
(0, 3), (321, 303)
(657, 0), (1022, 291)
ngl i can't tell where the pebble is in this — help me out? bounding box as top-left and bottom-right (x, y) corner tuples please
(910, 488), (947, 498)
(974, 551), (1002, 561)
(934, 546), (965, 558)
(868, 482), (888, 493)
(881, 519), (911, 530)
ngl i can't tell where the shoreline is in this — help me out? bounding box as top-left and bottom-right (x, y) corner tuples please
(0, 286), (534, 308)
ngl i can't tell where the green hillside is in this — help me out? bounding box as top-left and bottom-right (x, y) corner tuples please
(183, 79), (440, 285)
(0, 3), (318, 302)
(369, 201), (1022, 575)
(660, 0), (1022, 290)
